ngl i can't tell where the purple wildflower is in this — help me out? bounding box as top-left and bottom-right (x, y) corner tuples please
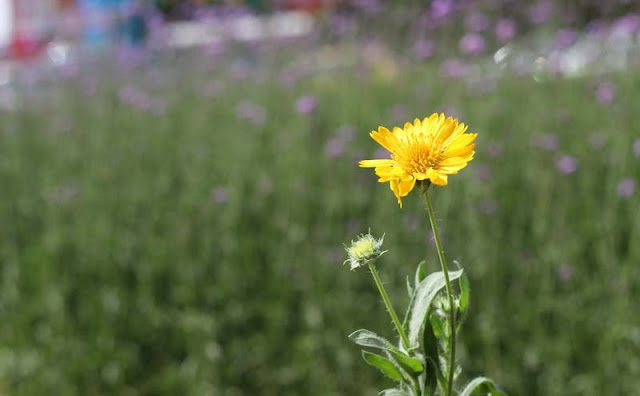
(553, 29), (577, 49)
(528, 2), (553, 25)
(532, 133), (560, 151)
(459, 33), (486, 56)
(556, 155), (578, 175)
(235, 100), (267, 125)
(296, 95), (317, 115)
(440, 58), (469, 78)
(413, 39), (435, 59)
(617, 178), (636, 198)
(487, 142), (504, 158)
(465, 12), (490, 32)
(211, 187), (229, 204)
(595, 81), (616, 105)
(431, 0), (455, 20)
(633, 139), (640, 157)
(588, 133), (607, 150)
(495, 19), (517, 42)
(611, 13), (640, 37)
(324, 138), (345, 158)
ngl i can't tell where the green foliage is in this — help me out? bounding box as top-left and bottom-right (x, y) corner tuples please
(407, 270), (463, 348)
(459, 377), (507, 396)
(1, 45), (640, 395)
(362, 351), (405, 382)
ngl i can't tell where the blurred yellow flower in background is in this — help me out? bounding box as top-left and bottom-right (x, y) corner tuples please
(360, 113), (476, 207)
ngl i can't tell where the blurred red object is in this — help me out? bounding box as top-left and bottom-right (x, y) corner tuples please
(281, 0), (332, 12)
(8, 0), (55, 60)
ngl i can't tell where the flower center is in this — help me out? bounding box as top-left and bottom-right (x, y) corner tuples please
(393, 141), (444, 174)
(351, 239), (376, 259)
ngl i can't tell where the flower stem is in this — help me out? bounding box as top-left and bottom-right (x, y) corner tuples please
(368, 262), (411, 350)
(421, 186), (457, 396)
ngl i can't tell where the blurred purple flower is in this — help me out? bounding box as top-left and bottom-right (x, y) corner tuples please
(440, 59), (469, 78)
(336, 125), (356, 143)
(611, 13), (640, 37)
(528, 2), (553, 25)
(487, 142), (504, 158)
(633, 139), (640, 157)
(211, 187), (229, 204)
(589, 133), (607, 150)
(474, 164), (492, 181)
(235, 100), (267, 125)
(353, 0), (382, 14)
(431, 0), (455, 20)
(532, 133), (560, 151)
(465, 12), (490, 32)
(586, 19), (608, 37)
(459, 33), (485, 56)
(595, 81), (616, 105)
(553, 29), (577, 49)
(495, 19), (517, 42)
(324, 138), (345, 158)
(557, 263), (573, 282)
(296, 95), (317, 115)
(556, 155), (578, 175)
(617, 178), (636, 198)
(330, 14), (356, 36)
(413, 39), (435, 59)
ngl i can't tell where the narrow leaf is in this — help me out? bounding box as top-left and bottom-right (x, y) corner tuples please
(406, 276), (413, 297)
(379, 389), (410, 396)
(349, 329), (396, 351)
(422, 320), (440, 395)
(414, 260), (427, 287)
(459, 272), (470, 315)
(459, 377), (508, 396)
(390, 350), (424, 374)
(408, 269), (464, 347)
(362, 351), (404, 382)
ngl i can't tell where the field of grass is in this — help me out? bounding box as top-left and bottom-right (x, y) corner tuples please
(1, 41), (640, 395)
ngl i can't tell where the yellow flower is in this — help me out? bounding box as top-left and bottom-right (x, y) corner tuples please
(359, 113), (476, 207)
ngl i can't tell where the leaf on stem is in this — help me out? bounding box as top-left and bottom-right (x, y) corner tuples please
(379, 389), (411, 396)
(407, 269), (464, 347)
(459, 377), (508, 396)
(362, 351), (405, 382)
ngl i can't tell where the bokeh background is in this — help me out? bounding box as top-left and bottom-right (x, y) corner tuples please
(1, 0), (640, 395)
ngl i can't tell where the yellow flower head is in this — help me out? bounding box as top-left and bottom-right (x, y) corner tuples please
(359, 113), (477, 207)
(344, 233), (386, 270)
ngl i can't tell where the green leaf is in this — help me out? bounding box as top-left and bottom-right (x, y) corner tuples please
(422, 320), (440, 395)
(379, 389), (410, 396)
(349, 329), (396, 351)
(406, 276), (413, 297)
(407, 269), (464, 347)
(459, 377), (508, 396)
(362, 351), (404, 382)
(390, 350), (424, 374)
(414, 260), (427, 287)
(459, 272), (470, 315)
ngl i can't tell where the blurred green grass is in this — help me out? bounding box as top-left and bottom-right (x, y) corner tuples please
(1, 53), (639, 395)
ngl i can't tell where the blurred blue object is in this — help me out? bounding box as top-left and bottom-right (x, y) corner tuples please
(79, 0), (147, 48)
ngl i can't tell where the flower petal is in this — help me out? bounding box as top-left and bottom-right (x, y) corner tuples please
(427, 169), (448, 186)
(370, 126), (400, 153)
(359, 159), (395, 168)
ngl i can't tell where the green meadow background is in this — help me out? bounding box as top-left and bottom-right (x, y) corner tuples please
(2, 29), (640, 396)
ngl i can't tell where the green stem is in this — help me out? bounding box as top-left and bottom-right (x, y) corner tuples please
(422, 185), (457, 396)
(368, 262), (411, 350)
